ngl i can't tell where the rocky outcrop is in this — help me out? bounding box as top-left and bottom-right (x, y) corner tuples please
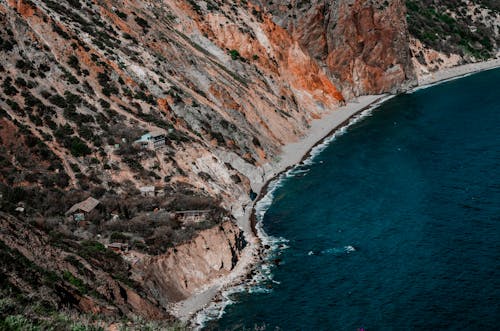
(1, 0), (500, 326)
(133, 221), (246, 305)
(266, 0), (417, 97)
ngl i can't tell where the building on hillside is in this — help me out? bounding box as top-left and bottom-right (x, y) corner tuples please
(170, 210), (211, 223)
(107, 242), (129, 253)
(139, 186), (156, 197)
(134, 131), (166, 150)
(65, 197), (100, 221)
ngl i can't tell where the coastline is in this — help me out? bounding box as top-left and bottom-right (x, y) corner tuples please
(170, 58), (500, 326)
(416, 57), (500, 87)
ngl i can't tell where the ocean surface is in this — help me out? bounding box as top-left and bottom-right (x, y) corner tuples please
(207, 69), (500, 330)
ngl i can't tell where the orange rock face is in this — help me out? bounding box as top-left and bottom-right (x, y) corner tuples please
(7, 0), (35, 17)
(267, 0), (417, 97)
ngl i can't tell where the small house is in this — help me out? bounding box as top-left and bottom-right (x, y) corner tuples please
(65, 197), (100, 221)
(171, 210), (211, 223)
(134, 131), (166, 150)
(107, 242), (128, 253)
(139, 186), (156, 197)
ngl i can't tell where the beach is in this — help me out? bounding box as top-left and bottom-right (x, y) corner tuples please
(170, 58), (500, 325)
(416, 58), (500, 86)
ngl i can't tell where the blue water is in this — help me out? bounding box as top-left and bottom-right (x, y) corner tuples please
(209, 69), (500, 330)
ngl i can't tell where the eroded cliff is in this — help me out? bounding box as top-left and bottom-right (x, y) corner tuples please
(264, 0), (417, 97)
(133, 221), (246, 305)
(1, 0), (499, 327)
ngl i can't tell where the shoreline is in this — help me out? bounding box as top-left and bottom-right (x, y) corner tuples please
(249, 94), (391, 234)
(416, 57), (500, 87)
(172, 58), (500, 326)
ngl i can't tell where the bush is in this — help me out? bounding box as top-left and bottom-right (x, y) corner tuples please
(134, 16), (149, 29)
(69, 137), (91, 157)
(0, 315), (36, 330)
(2, 77), (18, 96)
(67, 55), (79, 70)
(110, 232), (129, 242)
(48, 94), (67, 108)
(115, 10), (127, 20)
(229, 49), (242, 60)
(62, 270), (88, 294)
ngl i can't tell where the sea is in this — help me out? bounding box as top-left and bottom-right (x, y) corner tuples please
(205, 68), (500, 330)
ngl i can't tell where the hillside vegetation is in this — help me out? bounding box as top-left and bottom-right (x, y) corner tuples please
(0, 0), (498, 328)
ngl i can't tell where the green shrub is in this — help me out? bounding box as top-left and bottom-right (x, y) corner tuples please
(229, 49), (242, 60)
(48, 94), (67, 108)
(69, 137), (91, 157)
(63, 271), (89, 294)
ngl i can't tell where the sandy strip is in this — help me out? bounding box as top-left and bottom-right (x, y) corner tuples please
(417, 58), (500, 86)
(171, 58), (500, 324)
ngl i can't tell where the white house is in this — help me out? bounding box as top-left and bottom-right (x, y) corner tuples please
(134, 131), (166, 149)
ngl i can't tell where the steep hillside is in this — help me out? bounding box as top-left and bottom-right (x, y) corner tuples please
(0, 0), (499, 327)
(407, 0), (500, 76)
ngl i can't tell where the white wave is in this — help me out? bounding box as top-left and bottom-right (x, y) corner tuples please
(321, 247), (343, 255)
(344, 245), (356, 253)
(317, 245), (356, 256)
(287, 168), (310, 177)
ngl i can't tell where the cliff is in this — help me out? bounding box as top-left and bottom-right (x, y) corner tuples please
(265, 0), (417, 97)
(0, 212), (169, 323)
(0, 0), (499, 327)
(133, 221), (246, 305)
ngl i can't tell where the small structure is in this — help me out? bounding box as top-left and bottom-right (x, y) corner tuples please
(107, 243), (128, 253)
(134, 131), (166, 150)
(139, 186), (156, 197)
(15, 202), (25, 214)
(171, 210), (211, 223)
(65, 197), (100, 221)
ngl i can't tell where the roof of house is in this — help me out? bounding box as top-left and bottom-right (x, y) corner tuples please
(66, 197), (100, 215)
(135, 131), (166, 143)
(107, 243), (127, 249)
(172, 209), (211, 215)
(139, 186), (155, 193)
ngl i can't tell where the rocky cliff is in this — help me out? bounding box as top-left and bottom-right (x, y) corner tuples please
(0, 0), (499, 327)
(0, 211), (247, 328)
(133, 221), (246, 305)
(265, 0), (417, 97)
(0, 212), (170, 324)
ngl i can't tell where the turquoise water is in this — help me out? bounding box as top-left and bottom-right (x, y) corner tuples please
(208, 69), (500, 330)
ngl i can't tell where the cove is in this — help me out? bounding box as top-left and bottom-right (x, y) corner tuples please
(208, 68), (500, 330)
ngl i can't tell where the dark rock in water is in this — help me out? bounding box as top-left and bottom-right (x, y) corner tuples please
(273, 258), (282, 266)
(264, 244), (271, 249)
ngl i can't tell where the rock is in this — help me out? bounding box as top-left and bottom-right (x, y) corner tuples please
(133, 221), (247, 304)
(265, 0), (417, 97)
